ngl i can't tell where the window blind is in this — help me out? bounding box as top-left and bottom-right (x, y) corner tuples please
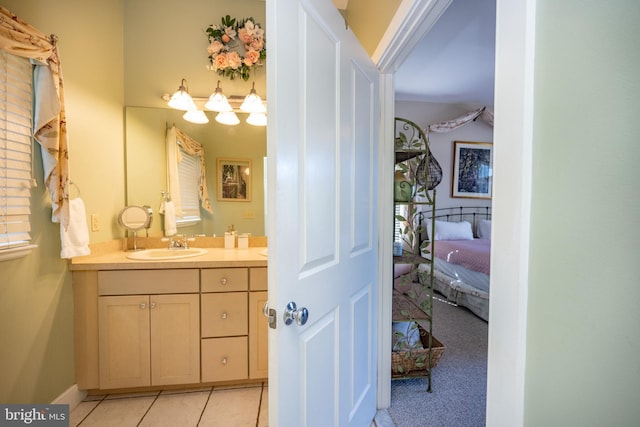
(176, 142), (201, 226)
(0, 51), (34, 251)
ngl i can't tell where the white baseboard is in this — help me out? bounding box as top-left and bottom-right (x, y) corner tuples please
(51, 384), (87, 410)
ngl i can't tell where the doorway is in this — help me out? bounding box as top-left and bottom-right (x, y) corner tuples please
(375, 1), (533, 425)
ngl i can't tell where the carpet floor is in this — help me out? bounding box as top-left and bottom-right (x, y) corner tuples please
(388, 293), (488, 427)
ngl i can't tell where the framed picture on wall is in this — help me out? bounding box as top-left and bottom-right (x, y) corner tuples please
(217, 158), (252, 201)
(452, 141), (493, 199)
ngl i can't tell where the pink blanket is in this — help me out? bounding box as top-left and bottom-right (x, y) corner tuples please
(431, 239), (491, 275)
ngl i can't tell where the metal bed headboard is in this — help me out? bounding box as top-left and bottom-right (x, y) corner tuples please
(417, 205), (492, 242)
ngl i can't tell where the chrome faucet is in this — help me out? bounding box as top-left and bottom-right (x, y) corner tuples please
(168, 235), (189, 249)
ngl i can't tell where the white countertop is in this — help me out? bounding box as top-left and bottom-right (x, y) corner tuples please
(69, 246), (268, 271)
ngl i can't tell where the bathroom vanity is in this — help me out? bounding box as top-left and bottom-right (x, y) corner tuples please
(70, 245), (268, 392)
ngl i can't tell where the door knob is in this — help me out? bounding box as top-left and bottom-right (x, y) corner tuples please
(283, 301), (309, 326)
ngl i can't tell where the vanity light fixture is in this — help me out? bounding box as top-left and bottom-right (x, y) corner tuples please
(167, 78), (197, 111)
(163, 80), (266, 126)
(183, 109), (209, 124)
(240, 82), (266, 114)
(205, 80), (233, 112)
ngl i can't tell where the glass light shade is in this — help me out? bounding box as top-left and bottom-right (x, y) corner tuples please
(205, 92), (232, 112)
(205, 81), (233, 112)
(246, 112), (267, 126)
(183, 109), (209, 124)
(215, 111), (240, 126)
(167, 79), (196, 111)
(240, 83), (266, 113)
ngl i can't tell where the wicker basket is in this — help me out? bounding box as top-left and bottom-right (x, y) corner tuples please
(391, 326), (445, 378)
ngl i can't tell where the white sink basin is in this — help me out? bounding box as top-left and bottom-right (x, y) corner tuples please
(126, 248), (208, 260)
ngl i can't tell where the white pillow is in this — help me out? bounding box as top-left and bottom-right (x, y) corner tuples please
(477, 219), (492, 240)
(434, 220), (474, 241)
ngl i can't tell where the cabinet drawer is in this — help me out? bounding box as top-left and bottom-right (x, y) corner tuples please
(201, 337), (248, 382)
(201, 268), (248, 292)
(201, 292), (248, 337)
(98, 270), (199, 295)
(249, 267), (267, 291)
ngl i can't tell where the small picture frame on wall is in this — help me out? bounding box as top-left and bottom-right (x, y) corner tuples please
(217, 158), (252, 201)
(452, 141), (493, 199)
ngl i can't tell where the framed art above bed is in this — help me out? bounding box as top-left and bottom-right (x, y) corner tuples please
(452, 141), (493, 199)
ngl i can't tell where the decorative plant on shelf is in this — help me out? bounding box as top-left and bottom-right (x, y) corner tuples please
(392, 321), (429, 375)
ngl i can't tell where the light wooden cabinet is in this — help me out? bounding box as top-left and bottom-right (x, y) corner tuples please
(249, 291), (268, 379)
(249, 267), (268, 379)
(201, 268), (249, 382)
(201, 336), (248, 382)
(98, 295), (150, 389)
(98, 293), (200, 389)
(201, 292), (248, 337)
(97, 269), (200, 390)
(73, 264), (268, 391)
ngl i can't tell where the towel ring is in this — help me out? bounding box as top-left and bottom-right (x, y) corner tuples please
(69, 181), (81, 199)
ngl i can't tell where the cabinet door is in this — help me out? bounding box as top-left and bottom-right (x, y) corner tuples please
(150, 294), (200, 386)
(98, 295), (151, 389)
(249, 291), (268, 379)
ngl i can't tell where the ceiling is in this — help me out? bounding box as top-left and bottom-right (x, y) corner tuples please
(394, 0), (496, 106)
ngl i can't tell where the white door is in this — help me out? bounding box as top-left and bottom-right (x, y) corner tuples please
(266, 0), (380, 425)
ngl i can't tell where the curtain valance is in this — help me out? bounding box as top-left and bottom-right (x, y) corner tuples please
(0, 6), (70, 229)
(167, 126), (213, 215)
(427, 106), (494, 133)
(175, 127), (213, 214)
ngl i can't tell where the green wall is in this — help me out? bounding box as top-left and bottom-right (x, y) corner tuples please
(0, 0), (125, 403)
(525, 1), (640, 424)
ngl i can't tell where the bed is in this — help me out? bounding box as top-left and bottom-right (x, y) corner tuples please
(415, 206), (492, 321)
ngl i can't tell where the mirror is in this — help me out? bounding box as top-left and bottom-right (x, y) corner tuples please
(118, 205), (152, 231)
(125, 107), (266, 237)
(118, 205), (153, 251)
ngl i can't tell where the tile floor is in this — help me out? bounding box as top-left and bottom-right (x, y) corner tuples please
(69, 383), (268, 427)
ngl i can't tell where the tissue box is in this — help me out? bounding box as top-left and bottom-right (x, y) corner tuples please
(238, 233), (250, 249)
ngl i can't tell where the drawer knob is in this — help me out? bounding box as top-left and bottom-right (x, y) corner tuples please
(140, 303), (146, 309)
(221, 312), (228, 320)
(221, 357), (228, 365)
(220, 277), (228, 285)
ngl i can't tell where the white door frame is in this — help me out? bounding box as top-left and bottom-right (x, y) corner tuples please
(374, 1), (534, 425)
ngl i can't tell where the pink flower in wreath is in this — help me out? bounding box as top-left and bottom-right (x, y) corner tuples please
(214, 53), (229, 70)
(238, 28), (253, 45)
(244, 49), (260, 66)
(226, 51), (242, 69)
(249, 38), (264, 52)
(207, 40), (224, 55)
(224, 26), (237, 40)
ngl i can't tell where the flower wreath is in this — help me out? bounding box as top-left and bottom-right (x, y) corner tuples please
(205, 15), (266, 81)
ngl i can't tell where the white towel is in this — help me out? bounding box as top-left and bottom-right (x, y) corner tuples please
(160, 200), (177, 236)
(60, 198), (91, 259)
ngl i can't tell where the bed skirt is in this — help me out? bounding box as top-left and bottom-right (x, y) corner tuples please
(424, 269), (490, 322)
